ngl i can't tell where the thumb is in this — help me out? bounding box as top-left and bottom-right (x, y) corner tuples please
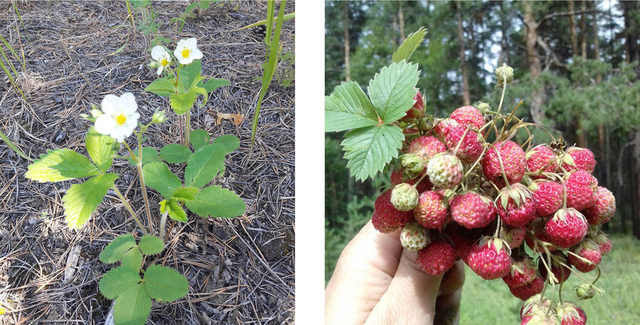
(364, 249), (443, 324)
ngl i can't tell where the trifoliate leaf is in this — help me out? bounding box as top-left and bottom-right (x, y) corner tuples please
(392, 27), (428, 63)
(342, 124), (404, 181)
(143, 265), (189, 303)
(172, 187), (200, 202)
(100, 234), (136, 264)
(99, 266), (141, 299)
(368, 61), (420, 124)
(142, 161), (181, 198)
(120, 247), (143, 272)
(160, 199), (188, 222)
(185, 185), (245, 218)
(202, 78), (230, 93)
(126, 147), (159, 166)
(169, 88), (197, 115)
(113, 283), (152, 325)
(86, 127), (117, 172)
(190, 129), (210, 150)
(159, 144), (191, 164)
(211, 134), (240, 154)
(138, 235), (164, 256)
(144, 77), (176, 97)
(25, 149), (100, 182)
(178, 59), (202, 91)
(325, 81), (379, 132)
(184, 144), (226, 189)
(63, 173), (119, 229)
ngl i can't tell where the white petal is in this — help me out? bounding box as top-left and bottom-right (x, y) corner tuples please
(191, 48), (203, 60)
(95, 114), (116, 135)
(101, 94), (120, 115)
(156, 66), (163, 75)
(176, 55), (192, 65)
(120, 93), (138, 114)
(151, 46), (166, 60)
(184, 38), (197, 48)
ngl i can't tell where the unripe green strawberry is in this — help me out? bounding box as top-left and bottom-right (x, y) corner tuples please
(529, 180), (563, 217)
(399, 154), (425, 179)
(561, 147), (596, 173)
(565, 170), (598, 210)
(525, 144), (558, 178)
(390, 183), (419, 211)
(557, 301), (587, 325)
(568, 238), (601, 273)
(468, 237), (511, 280)
(427, 153), (463, 189)
(400, 222), (430, 251)
(414, 190), (449, 230)
(417, 237), (456, 275)
(545, 208), (589, 249)
(496, 183), (538, 227)
(482, 140), (526, 186)
(450, 191), (497, 229)
(575, 283), (596, 300)
(584, 186), (616, 225)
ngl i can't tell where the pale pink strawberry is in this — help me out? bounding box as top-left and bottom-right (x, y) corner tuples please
(408, 135), (446, 161)
(450, 191), (497, 229)
(427, 153), (464, 189)
(414, 190), (449, 230)
(584, 186), (616, 225)
(371, 190), (414, 233)
(529, 180), (563, 217)
(445, 125), (484, 163)
(417, 237), (456, 275)
(538, 252), (571, 284)
(432, 118), (460, 140)
(500, 225), (526, 249)
(509, 276), (544, 300)
(565, 170), (598, 210)
(482, 140), (526, 185)
(520, 294), (555, 319)
(450, 105), (484, 131)
(400, 222), (429, 251)
(390, 183), (419, 211)
(568, 238), (601, 273)
(561, 147), (596, 173)
(526, 144), (558, 178)
(545, 208), (589, 249)
(557, 302), (587, 325)
(521, 313), (561, 325)
(400, 90), (424, 122)
(467, 237), (511, 280)
(592, 231), (612, 255)
(391, 169), (432, 193)
(503, 256), (537, 288)
(496, 184), (538, 227)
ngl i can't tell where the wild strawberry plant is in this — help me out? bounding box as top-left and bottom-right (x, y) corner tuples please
(325, 27), (615, 324)
(25, 39), (245, 325)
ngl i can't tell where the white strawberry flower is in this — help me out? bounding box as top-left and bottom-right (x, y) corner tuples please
(95, 93), (140, 142)
(174, 38), (203, 65)
(151, 46), (171, 75)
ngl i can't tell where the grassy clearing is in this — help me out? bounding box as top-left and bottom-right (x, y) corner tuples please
(459, 235), (640, 324)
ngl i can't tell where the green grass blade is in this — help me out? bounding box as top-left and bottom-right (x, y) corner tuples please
(0, 58), (26, 102)
(0, 128), (30, 160)
(0, 35), (23, 72)
(0, 41), (20, 80)
(233, 13), (295, 31)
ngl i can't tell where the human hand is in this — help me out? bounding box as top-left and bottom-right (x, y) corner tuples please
(325, 221), (465, 325)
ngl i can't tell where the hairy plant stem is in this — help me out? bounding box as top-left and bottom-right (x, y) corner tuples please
(159, 210), (169, 242)
(185, 111), (191, 145)
(111, 186), (148, 235)
(136, 132), (154, 235)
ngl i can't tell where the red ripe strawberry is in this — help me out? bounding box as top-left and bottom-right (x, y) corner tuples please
(593, 231), (612, 255)
(538, 252), (571, 284)
(432, 118), (460, 140)
(496, 184), (538, 227)
(509, 276), (544, 300)
(417, 237), (456, 275)
(407, 135), (446, 161)
(391, 169), (432, 193)
(529, 180), (563, 217)
(371, 190), (414, 233)
(443, 223), (483, 263)
(503, 256), (537, 288)
(445, 125), (484, 163)
(557, 301), (587, 325)
(450, 191), (497, 229)
(525, 144), (558, 178)
(468, 237), (512, 280)
(482, 140), (526, 185)
(450, 105), (484, 131)
(414, 190), (449, 230)
(545, 208), (589, 249)
(568, 238), (602, 273)
(500, 225), (526, 249)
(525, 219), (559, 253)
(427, 153), (463, 189)
(565, 170), (598, 210)
(584, 186), (616, 225)
(400, 90), (424, 122)
(561, 147), (596, 173)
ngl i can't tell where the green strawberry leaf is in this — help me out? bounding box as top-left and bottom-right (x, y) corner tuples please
(99, 266), (141, 299)
(169, 88), (197, 115)
(325, 81), (379, 132)
(143, 264), (189, 303)
(184, 144), (226, 189)
(202, 78), (230, 93)
(185, 185), (245, 218)
(159, 144), (192, 164)
(392, 27), (427, 63)
(145, 77), (176, 97)
(368, 60), (420, 124)
(63, 173), (119, 229)
(138, 235), (164, 256)
(86, 127), (117, 172)
(160, 199), (188, 222)
(100, 234), (136, 264)
(126, 147), (159, 166)
(172, 187), (200, 202)
(143, 161), (181, 198)
(25, 149), (101, 182)
(190, 129), (210, 151)
(342, 124), (404, 181)
(211, 134), (240, 154)
(120, 247), (143, 272)
(178, 59), (202, 92)
(113, 283), (152, 325)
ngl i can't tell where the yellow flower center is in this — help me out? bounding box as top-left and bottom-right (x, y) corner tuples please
(161, 58), (169, 67)
(182, 48), (190, 58)
(116, 114), (127, 125)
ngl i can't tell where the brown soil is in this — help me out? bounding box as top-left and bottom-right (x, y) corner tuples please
(0, 1), (294, 324)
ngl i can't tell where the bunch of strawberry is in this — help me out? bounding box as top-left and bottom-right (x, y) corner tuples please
(372, 68), (615, 324)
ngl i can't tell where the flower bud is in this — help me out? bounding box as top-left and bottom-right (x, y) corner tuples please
(476, 102), (491, 113)
(151, 110), (167, 124)
(495, 63), (514, 85)
(148, 61), (160, 69)
(390, 183), (419, 211)
(576, 283), (596, 300)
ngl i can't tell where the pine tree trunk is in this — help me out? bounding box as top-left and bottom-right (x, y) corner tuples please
(456, 2), (470, 105)
(343, 3), (350, 82)
(568, 0), (578, 55)
(523, 1), (545, 125)
(398, 2), (405, 42)
(580, 0), (588, 59)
